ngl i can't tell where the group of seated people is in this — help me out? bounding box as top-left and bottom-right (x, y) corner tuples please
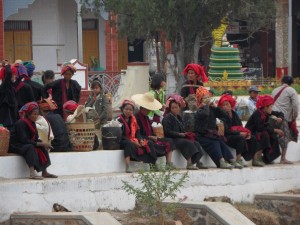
(0, 60), (110, 179)
(0, 61), (298, 177)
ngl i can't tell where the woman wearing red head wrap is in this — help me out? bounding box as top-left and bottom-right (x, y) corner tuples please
(246, 95), (284, 164)
(218, 94), (263, 167)
(44, 63), (81, 118)
(9, 102), (57, 179)
(181, 63), (209, 100)
(0, 65), (18, 131)
(117, 99), (157, 173)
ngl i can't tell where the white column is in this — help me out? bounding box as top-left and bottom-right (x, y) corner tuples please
(75, 0), (83, 62)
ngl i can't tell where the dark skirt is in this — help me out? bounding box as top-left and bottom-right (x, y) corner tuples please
(148, 137), (176, 157)
(9, 144), (51, 172)
(121, 139), (157, 164)
(196, 136), (234, 168)
(226, 135), (261, 161)
(256, 132), (281, 163)
(244, 136), (261, 161)
(172, 138), (203, 164)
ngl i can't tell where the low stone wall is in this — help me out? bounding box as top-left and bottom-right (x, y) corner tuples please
(9, 212), (122, 225)
(255, 194), (300, 225)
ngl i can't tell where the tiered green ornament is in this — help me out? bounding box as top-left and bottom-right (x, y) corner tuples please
(209, 18), (243, 80)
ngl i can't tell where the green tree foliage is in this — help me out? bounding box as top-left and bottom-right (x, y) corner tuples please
(122, 167), (189, 225)
(82, 0), (276, 78)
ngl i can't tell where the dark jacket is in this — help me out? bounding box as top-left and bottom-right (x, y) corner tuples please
(0, 77), (18, 129)
(194, 105), (228, 136)
(162, 113), (186, 138)
(24, 79), (44, 101)
(44, 79), (81, 116)
(223, 110), (243, 136)
(245, 110), (284, 136)
(13, 80), (35, 109)
(180, 80), (203, 99)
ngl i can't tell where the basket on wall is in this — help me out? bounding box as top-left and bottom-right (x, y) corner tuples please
(152, 126), (164, 138)
(66, 122), (95, 152)
(0, 125), (10, 156)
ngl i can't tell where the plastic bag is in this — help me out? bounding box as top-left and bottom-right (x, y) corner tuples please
(235, 99), (251, 121)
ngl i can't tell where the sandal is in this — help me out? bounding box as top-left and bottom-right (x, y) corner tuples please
(42, 173), (58, 178)
(280, 160), (293, 164)
(30, 175), (44, 180)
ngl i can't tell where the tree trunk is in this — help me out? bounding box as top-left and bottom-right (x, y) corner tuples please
(193, 34), (200, 64)
(155, 31), (161, 73)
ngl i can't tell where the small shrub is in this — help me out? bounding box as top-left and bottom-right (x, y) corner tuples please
(122, 166), (189, 225)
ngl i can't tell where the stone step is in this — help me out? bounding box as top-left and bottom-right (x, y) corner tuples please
(1, 138), (300, 179)
(10, 212), (122, 225)
(1, 162), (300, 223)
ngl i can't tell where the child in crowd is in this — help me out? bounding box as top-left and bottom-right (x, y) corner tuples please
(118, 99), (157, 173)
(85, 79), (110, 127)
(148, 74), (166, 123)
(9, 102), (57, 179)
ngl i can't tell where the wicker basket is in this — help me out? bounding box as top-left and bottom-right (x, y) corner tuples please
(0, 126), (10, 156)
(152, 126), (164, 138)
(67, 122), (95, 152)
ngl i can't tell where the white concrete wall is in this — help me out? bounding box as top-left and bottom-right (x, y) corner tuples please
(0, 163), (300, 223)
(6, 0), (107, 72)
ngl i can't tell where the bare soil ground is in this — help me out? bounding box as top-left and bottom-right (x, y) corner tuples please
(57, 189), (300, 225)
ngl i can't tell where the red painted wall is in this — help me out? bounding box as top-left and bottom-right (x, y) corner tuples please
(105, 16), (119, 72)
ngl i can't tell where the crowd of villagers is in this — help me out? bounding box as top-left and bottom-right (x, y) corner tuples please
(0, 60), (298, 177)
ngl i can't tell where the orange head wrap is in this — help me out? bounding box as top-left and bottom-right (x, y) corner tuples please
(218, 94), (236, 109)
(196, 86), (211, 105)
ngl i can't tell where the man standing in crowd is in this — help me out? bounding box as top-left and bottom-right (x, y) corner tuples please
(248, 85), (260, 115)
(272, 76), (299, 164)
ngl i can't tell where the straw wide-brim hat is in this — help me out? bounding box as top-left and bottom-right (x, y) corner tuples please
(131, 92), (162, 111)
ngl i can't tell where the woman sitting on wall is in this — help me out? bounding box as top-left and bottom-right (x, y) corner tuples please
(39, 98), (73, 152)
(218, 94), (264, 167)
(194, 86), (235, 169)
(162, 96), (206, 170)
(245, 95), (284, 164)
(118, 99), (157, 173)
(44, 64), (81, 119)
(132, 92), (176, 169)
(9, 102), (57, 179)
